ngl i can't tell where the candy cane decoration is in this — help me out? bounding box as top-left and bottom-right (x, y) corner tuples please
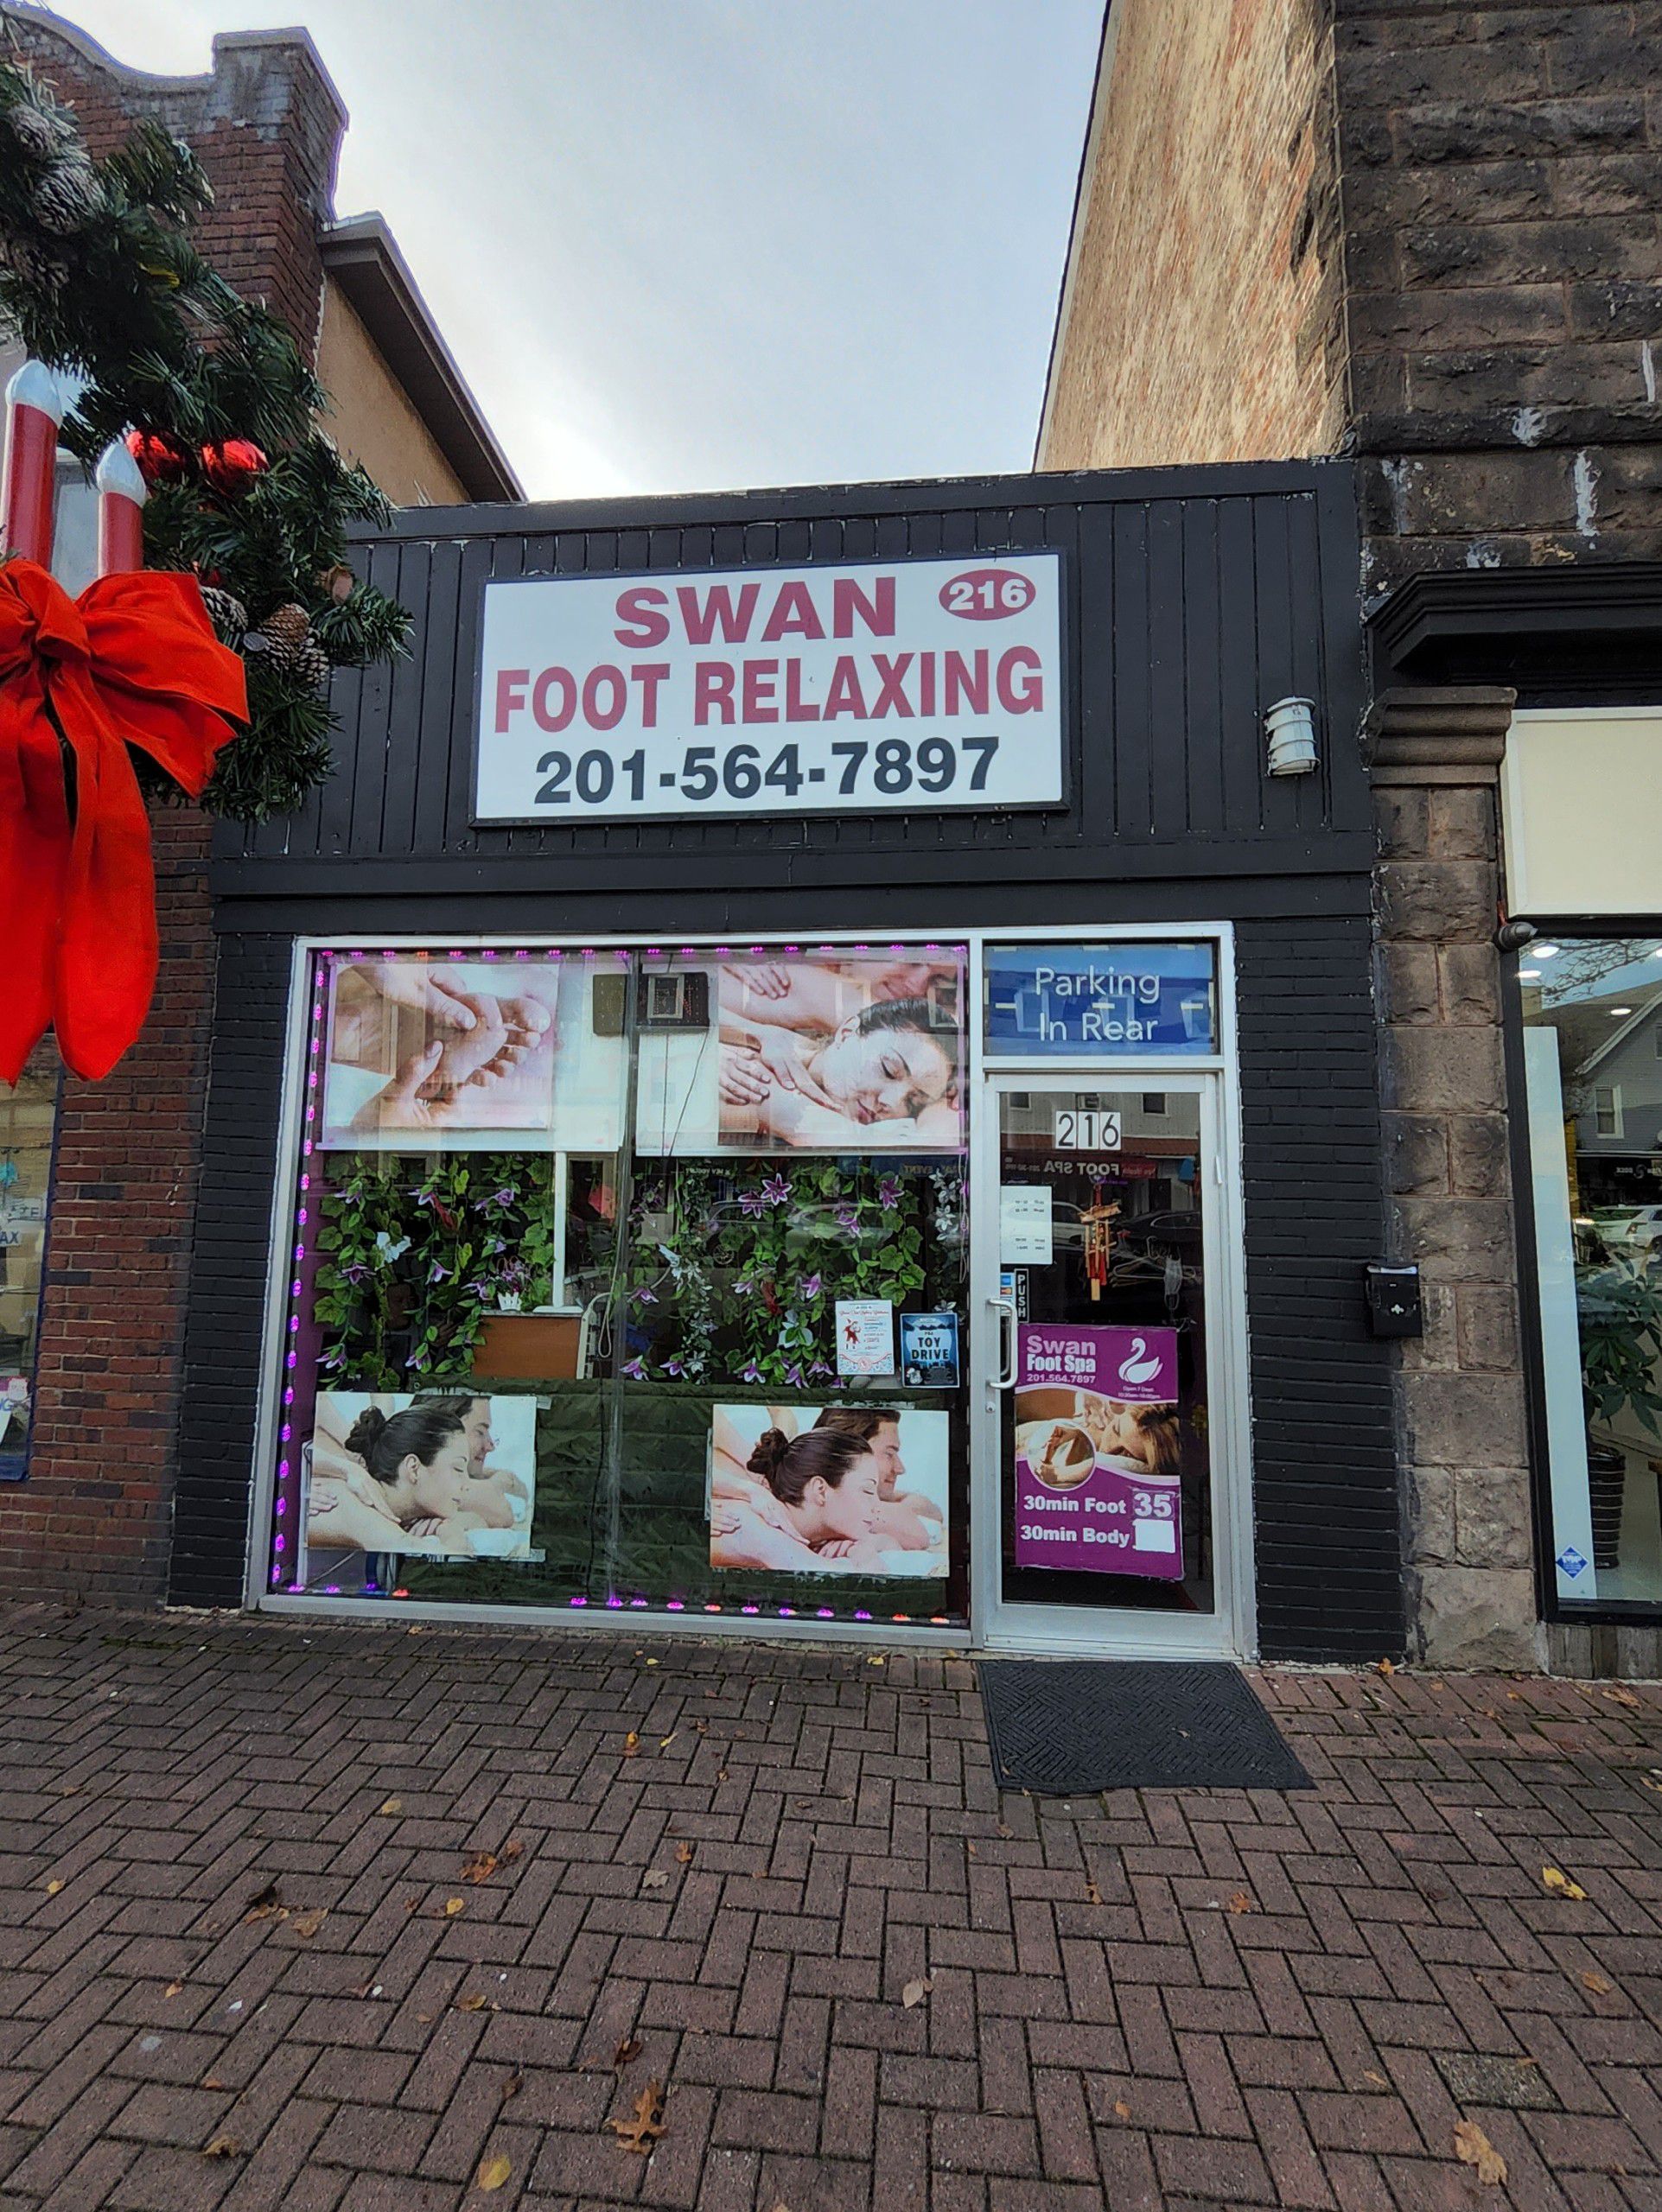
(95, 436), (147, 575)
(2, 359), (63, 565)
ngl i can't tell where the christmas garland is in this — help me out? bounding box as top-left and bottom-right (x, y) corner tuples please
(0, 57), (411, 821)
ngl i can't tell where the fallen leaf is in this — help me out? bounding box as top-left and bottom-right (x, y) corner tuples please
(996, 1822), (1013, 1840)
(1113, 2099), (1131, 2120)
(500, 2072), (523, 2103)
(966, 1843), (977, 1859)
(44, 1878), (62, 1897)
(622, 1732), (640, 1759)
(1453, 2119), (1506, 2187)
(404, 1895), (422, 1914)
(901, 1977), (933, 2009)
(164, 1980), (184, 1999)
(659, 1732), (678, 1750)
(476, 2152), (512, 2191)
(1363, 2070), (1389, 2088)
(462, 1853), (499, 1885)
(1085, 1880), (1103, 1906)
(1227, 1892), (1253, 1916)
(716, 1770), (729, 1783)
(444, 1897), (466, 1917)
(1582, 1969), (1614, 1994)
(644, 1658), (659, 1668)
(613, 2035), (643, 2070)
(1542, 1867), (1588, 1901)
(500, 1840), (524, 1864)
(378, 1797), (403, 1815)
(201, 2136), (242, 2160)
(641, 1870), (669, 1891)
(1601, 1687), (1640, 1707)
(288, 1908), (328, 1940)
(675, 1842), (694, 1865)
(693, 1719), (709, 1735)
(1377, 1658), (1396, 1676)
(202, 2076), (225, 2091)
(607, 2078), (666, 2153)
(243, 1880), (283, 1923)
(456, 1993), (489, 2012)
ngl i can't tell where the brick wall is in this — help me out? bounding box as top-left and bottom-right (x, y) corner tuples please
(0, 7), (345, 1603)
(1038, 0), (1347, 471)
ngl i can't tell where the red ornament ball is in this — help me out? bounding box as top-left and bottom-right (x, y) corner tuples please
(201, 437), (269, 496)
(124, 427), (191, 486)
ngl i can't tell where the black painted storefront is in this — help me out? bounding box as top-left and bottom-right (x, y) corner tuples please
(173, 459), (1403, 1662)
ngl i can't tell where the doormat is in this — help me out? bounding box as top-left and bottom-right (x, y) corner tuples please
(977, 1659), (1312, 1794)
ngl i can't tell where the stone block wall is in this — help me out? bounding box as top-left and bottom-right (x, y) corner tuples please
(0, 7), (344, 1603)
(1037, 0), (1347, 469)
(1369, 687), (1540, 1669)
(1336, 0), (1662, 592)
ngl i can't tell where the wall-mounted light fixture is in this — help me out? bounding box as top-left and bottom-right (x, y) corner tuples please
(1264, 696), (1318, 776)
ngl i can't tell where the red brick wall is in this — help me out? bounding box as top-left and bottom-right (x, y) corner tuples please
(0, 6), (344, 1603)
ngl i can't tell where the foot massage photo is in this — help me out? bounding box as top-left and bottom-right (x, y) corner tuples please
(1016, 1389), (1181, 1492)
(710, 954), (963, 1150)
(319, 956), (561, 1145)
(709, 1401), (950, 1577)
(302, 1390), (538, 1564)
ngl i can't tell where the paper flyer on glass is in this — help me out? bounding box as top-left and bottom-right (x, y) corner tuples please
(1010, 1324), (1183, 1578)
(709, 1402), (948, 1578)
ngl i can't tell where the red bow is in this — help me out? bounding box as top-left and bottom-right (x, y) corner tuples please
(0, 559), (246, 1082)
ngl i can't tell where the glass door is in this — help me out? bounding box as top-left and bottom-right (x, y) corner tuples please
(973, 1075), (1239, 1654)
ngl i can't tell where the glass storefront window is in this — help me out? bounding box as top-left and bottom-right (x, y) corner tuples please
(1521, 937), (1662, 1605)
(0, 1054), (57, 1479)
(273, 942), (970, 1627)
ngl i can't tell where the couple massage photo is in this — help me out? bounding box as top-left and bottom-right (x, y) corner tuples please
(302, 1391), (538, 1564)
(708, 1402), (950, 1577)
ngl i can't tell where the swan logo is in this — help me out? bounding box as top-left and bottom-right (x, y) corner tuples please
(1117, 1337), (1163, 1389)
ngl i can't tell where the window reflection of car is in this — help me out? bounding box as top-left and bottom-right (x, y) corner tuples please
(1593, 1206), (1662, 1259)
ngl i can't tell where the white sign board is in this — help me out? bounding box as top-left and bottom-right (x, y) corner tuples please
(999, 1185), (1054, 1265)
(474, 554), (1063, 823)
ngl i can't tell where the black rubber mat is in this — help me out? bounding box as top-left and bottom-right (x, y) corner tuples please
(977, 1659), (1312, 1793)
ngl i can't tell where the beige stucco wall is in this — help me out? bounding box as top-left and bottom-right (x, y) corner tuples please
(315, 280), (468, 507)
(1039, 0), (1346, 472)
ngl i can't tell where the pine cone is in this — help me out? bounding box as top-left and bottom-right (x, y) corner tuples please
(291, 637), (331, 694)
(262, 602), (311, 651)
(31, 154), (104, 236)
(199, 586), (248, 651)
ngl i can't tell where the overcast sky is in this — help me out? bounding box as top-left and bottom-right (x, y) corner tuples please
(58, 1), (1102, 499)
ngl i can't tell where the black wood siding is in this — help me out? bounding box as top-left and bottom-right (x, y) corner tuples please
(178, 460), (1404, 1661)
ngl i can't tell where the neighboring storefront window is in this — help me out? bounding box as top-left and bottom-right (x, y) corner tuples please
(1521, 937), (1662, 1606)
(0, 1057), (56, 1479)
(271, 942), (969, 1626)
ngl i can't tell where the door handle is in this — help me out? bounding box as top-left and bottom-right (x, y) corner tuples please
(990, 1297), (1017, 1389)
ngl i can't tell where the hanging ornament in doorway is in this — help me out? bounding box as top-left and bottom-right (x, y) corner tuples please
(1081, 1183), (1119, 1303)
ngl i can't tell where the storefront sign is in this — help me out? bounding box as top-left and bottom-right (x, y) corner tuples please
(1011, 1322), (1182, 1580)
(984, 943), (1215, 1055)
(474, 555), (1063, 823)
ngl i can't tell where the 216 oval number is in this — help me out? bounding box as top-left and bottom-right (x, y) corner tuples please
(939, 567), (1035, 620)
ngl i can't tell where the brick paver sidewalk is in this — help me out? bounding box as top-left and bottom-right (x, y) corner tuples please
(2, 1609), (1661, 2211)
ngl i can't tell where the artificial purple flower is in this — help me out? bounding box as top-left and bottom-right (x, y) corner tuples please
(809, 1360), (832, 1379)
(784, 1363), (805, 1388)
(733, 1277), (754, 1296)
(485, 1237), (507, 1256)
(487, 1186), (518, 1209)
(633, 1286), (659, 1306)
(738, 1191), (766, 1218)
(799, 1274), (822, 1299)
(405, 1348), (428, 1370)
(341, 1262), (370, 1286)
(833, 1202), (860, 1232)
(427, 1259), (451, 1285)
(742, 1363), (763, 1383)
(761, 1174), (793, 1208)
(621, 1357), (647, 1381)
(662, 1358), (685, 1377)
(878, 1176), (902, 1209)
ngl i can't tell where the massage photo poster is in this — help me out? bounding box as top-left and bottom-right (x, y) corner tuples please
(1012, 1324), (1183, 1579)
(709, 1402), (950, 1580)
